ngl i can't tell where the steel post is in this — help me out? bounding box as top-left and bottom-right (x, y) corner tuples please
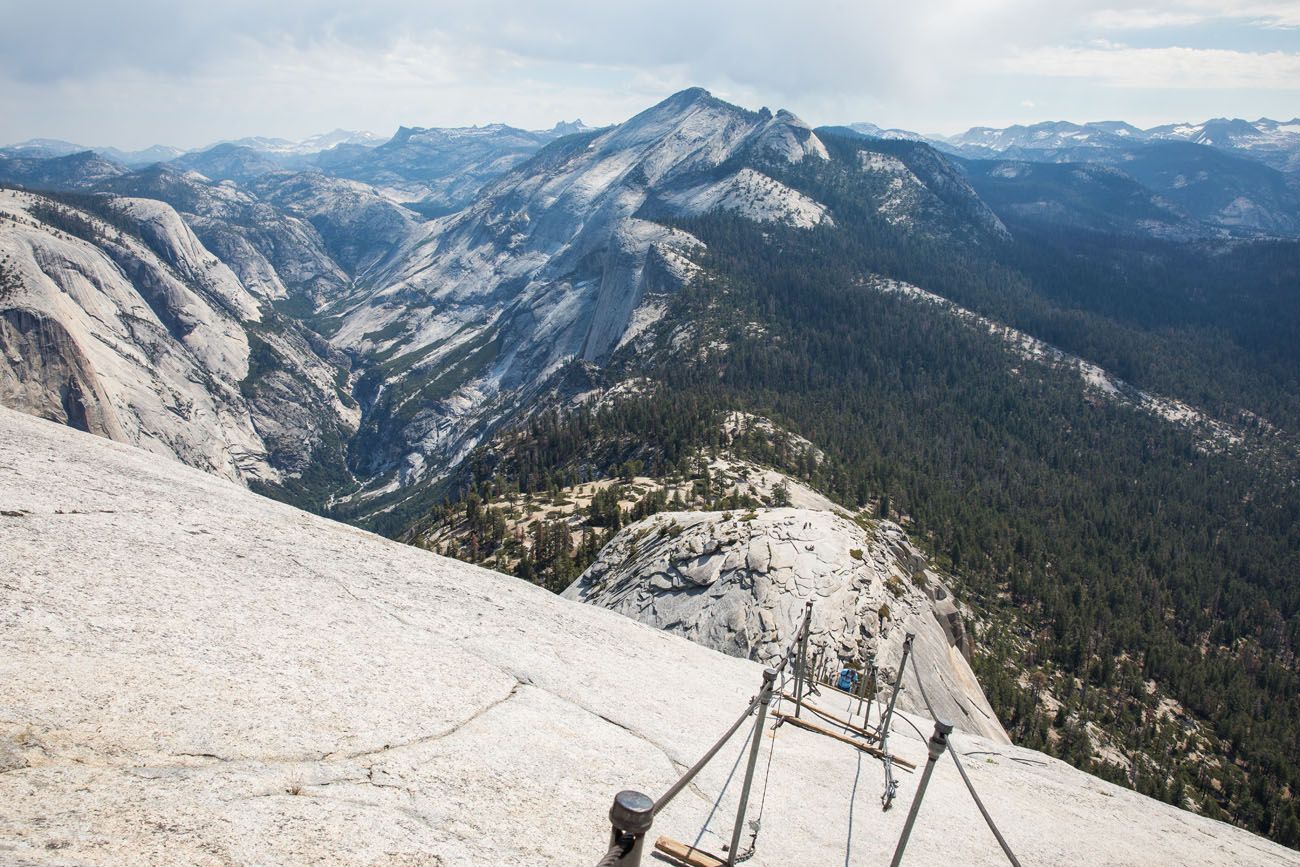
(867, 660), (879, 729)
(879, 632), (914, 744)
(793, 601), (813, 719)
(727, 667), (777, 865)
(604, 790), (654, 866)
(856, 649), (875, 726)
(879, 633), (914, 810)
(889, 719), (953, 867)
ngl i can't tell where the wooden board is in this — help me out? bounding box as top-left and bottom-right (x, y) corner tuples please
(813, 676), (901, 707)
(781, 692), (879, 742)
(654, 835), (727, 867)
(775, 711), (917, 771)
(810, 678), (863, 701)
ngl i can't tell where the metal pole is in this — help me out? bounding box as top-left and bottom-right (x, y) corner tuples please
(889, 719), (953, 867)
(879, 632), (914, 810)
(603, 789), (654, 867)
(727, 667), (777, 865)
(867, 656), (878, 705)
(867, 659), (879, 729)
(879, 632), (914, 743)
(793, 602), (813, 719)
(653, 692), (763, 815)
(856, 649), (875, 727)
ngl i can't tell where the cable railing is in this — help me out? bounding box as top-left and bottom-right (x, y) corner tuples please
(593, 601), (1020, 866)
(595, 608), (807, 867)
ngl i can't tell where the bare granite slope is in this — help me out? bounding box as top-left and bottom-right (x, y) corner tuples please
(0, 189), (356, 485)
(564, 508), (1009, 743)
(0, 406), (1295, 866)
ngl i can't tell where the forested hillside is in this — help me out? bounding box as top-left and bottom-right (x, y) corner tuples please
(409, 139), (1300, 842)
(4, 91), (1298, 848)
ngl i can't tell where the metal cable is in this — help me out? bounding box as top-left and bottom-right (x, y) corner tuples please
(595, 833), (634, 867)
(755, 702), (780, 824)
(654, 692), (762, 814)
(689, 715), (759, 850)
(896, 710), (929, 741)
(908, 649), (937, 717)
(949, 747), (1023, 867)
(907, 652), (1022, 867)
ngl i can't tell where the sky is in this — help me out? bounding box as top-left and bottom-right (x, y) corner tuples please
(1, 0), (1298, 149)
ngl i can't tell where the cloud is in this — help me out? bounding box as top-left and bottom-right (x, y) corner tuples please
(1089, 8), (1210, 29)
(1005, 43), (1300, 88)
(0, 0), (1297, 146)
(0, 1), (1017, 99)
(1089, 2), (1300, 29)
(2, 0), (1054, 144)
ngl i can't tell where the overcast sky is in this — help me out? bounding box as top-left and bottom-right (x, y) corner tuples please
(2, 0), (1298, 149)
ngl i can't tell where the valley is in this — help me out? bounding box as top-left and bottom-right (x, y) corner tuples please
(2, 88), (1299, 850)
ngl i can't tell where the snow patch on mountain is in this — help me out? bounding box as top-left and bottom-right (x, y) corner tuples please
(847, 122), (926, 141)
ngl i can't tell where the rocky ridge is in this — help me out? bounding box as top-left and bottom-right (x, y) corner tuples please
(565, 508), (1008, 742)
(328, 88), (835, 494)
(0, 188), (356, 483)
(2, 406), (1295, 865)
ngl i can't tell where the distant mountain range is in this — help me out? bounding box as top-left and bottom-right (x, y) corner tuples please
(6, 112), (1296, 235)
(0, 129), (381, 165)
(0, 121), (592, 212)
(840, 116), (1300, 238)
(842, 116), (1300, 175)
(10, 113), (1297, 173)
(2, 90), (1300, 848)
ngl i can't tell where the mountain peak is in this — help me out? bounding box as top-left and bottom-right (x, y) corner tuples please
(667, 85), (713, 104)
(1, 138), (88, 158)
(640, 86), (751, 119)
(550, 119), (589, 136)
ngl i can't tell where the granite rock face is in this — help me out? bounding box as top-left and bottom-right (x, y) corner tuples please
(0, 188), (356, 483)
(327, 88), (834, 491)
(1, 91), (1024, 513)
(565, 508), (1009, 742)
(3, 407), (1297, 866)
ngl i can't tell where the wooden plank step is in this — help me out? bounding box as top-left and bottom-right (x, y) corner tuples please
(782, 694), (880, 743)
(775, 711), (917, 771)
(811, 678), (863, 700)
(654, 835), (727, 867)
